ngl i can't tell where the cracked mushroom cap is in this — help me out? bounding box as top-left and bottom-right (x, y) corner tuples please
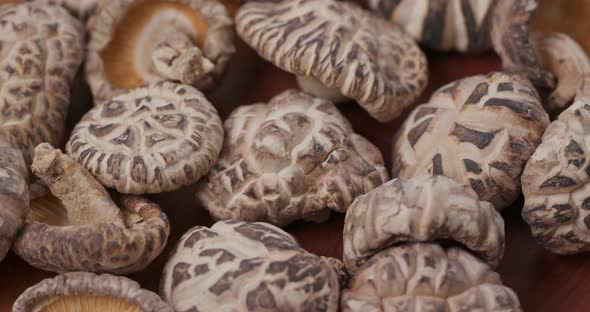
(522, 79), (590, 254)
(368, 0), (497, 53)
(235, 0), (428, 123)
(13, 143), (170, 274)
(13, 272), (173, 312)
(392, 72), (549, 210)
(343, 175), (504, 275)
(160, 220), (340, 312)
(67, 81), (224, 194)
(196, 90), (388, 227)
(86, 0), (235, 104)
(341, 243), (522, 312)
(26, 0), (97, 19)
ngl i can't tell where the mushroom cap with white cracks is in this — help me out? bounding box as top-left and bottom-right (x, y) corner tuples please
(341, 243), (522, 312)
(26, 0), (97, 19)
(67, 81), (224, 194)
(13, 272), (173, 312)
(343, 175), (505, 275)
(392, 72), (549, 210)
(86, 0), (235, 104)
(195, 90), (388, 227)
(160, 220), (340, 312)
(235, 0), (428, 123)
(13, 143), (170, 274)
(368, 0), (497, 53)
(522, 79), (590, 254)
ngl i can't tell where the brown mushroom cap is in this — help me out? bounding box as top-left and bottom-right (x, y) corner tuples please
(392, 72), (549, 210)
(235, 0), (428, 123)
(66, 81), (224, 194)
(341, 243), (522, 312)
(13, 143), (170, 274)
(160, 220), (340, 311)
(86, 0), (235, 103)
(196, 90), (388, 227)
(13, 272), (173, 312)
(26, 0), (97, 19)
(343, 175), (504, 275)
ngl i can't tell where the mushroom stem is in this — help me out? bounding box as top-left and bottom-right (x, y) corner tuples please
(296, 76), (350, 104)
(31, 143), (123, 227)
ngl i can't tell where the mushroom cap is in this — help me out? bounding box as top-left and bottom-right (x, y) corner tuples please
(522, 79), (590, 254)
(392, 72), (549, 210)
(343, 175), (504, 275)
(235, 0), (428, 123)
(86, 0), (235, 103)
(13, 272), (173, 312)
(67, 81), (224, 194)
(368, 0), (496, 53)
(341, 243), (522, 312)
(196, 90), (388, 227)
(26, 0), (97, 19)
(160, 220), (340, 312)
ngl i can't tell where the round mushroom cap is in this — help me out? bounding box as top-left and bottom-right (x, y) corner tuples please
(160, 220), (340, 312)
(196, 90), (389, 227)
(235, 0), (428, 123)
(67, 81), (224, 194)
(343, 175), (504, 275)
(341, 243), (522, 312)
(86, 0), (235, 103)
(13, 272), (173, 312)
(368, 0), (496, 53)
(26, 0), (97, 19)
(392, 72), (549, 210)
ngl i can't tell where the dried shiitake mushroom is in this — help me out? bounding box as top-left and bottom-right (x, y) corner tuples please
(235, 0), (428, 122)
(86, 0), (235, 103)
(27, 0), (97, 19)
(13, 143), (170, 274)
(343, 175), (504, 275)
(13, 272), (173, 312)
(342, 243), (522, 312)
(67, 81), (223, 194)
(161, 220), (340, 311)
(0, 2), (83, 262)
(196, 90), (388, 227)
(392, 72), (549, 210)
(322, 256), (351, 289)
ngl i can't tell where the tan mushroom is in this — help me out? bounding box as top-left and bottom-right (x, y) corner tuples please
(196, 90), (388, 227)
(13, 272), (173, 312)
(161, 220), (340, 312)
(321, 256), (350, 289)
(392, 72), (549, 210)
(235, 0), (428, 123)
(26, 0), (97, 19)
(342, 243), (522, 312)
(0, 2), (83, 262)
(86, 0), (235, 103)
(13, 143), (170, 274)
(67, 81), (224, 194)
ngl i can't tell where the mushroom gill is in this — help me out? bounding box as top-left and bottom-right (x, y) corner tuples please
(42, 295), (142, 312)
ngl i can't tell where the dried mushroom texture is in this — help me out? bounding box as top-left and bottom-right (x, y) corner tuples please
(196, 90), (388, 227)
(86, 0), (235, 103)
(343, 175), (504, 275)
(13, 272), (173, 312)
(392, 72), (549, 210)
(235, 0), (428, 123)
(13, 143), (170, 274)
(521, 80), (590, 254)
(368, 0), (497, 53)
(26, 0), (97, 19)
(322, 256), (350, 289)
(342, 244), (522, 312)
(67, 82), (223, 194)
(161, 220), (340, 312)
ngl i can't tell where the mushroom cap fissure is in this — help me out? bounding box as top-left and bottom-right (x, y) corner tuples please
(25, 0), (98, 19)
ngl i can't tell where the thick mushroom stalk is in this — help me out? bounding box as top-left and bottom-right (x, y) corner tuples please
(13, 143), (170, 274)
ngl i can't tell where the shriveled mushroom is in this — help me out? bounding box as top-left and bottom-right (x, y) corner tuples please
(196, 90), (388, 227)
(86, 0), (235, 103)
(67, 81), (224, 194)
(26, 0), (97, 19)
(392, 72), (549, 210)
(322, 256), (350, 289)
(13, 143), (170, 274)
(235, 0), (428, 122)
(342, 243), (522, 312)
(161, 220), (340, 311)
(13, 272), (173, 312)
(0, 2), (83, 262)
